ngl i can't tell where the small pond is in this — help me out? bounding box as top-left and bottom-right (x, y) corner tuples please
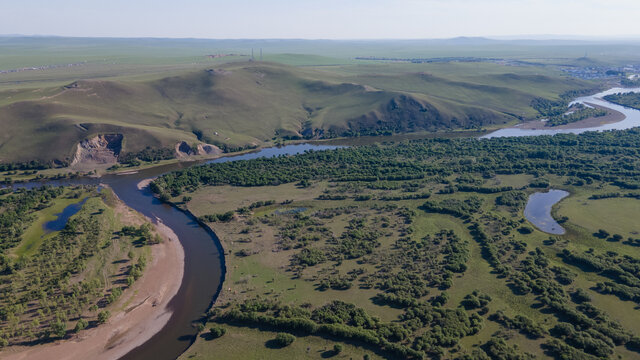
(524, 189), (569, 235)
(43, 197), (88, 233)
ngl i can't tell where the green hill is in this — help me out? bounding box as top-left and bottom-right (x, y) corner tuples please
(0, 61), (594, 164)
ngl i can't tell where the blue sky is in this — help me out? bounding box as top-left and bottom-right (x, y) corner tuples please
(3, 0), (639, 39)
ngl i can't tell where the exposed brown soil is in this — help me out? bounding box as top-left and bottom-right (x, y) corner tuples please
(70, 134), (123, 169)
(175, 141), (222, 158)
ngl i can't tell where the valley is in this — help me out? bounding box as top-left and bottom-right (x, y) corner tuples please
(1, 35), (640, 360)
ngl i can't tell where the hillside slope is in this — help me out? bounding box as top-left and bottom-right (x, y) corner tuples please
(0, 61), (593, 163)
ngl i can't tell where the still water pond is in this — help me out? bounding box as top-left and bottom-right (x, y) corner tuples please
(524, 189), (569, 235)
(43, 197), (88, 233)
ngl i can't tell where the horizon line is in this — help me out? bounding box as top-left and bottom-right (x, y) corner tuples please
(2, 34), (640, 42)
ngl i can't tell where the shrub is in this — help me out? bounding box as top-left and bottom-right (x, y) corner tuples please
(209, 325), (226, 339)
(74, 318), (88, 332)
(572, 288), (592, 303)
(97, 310), (110, 324)
(51, 319), (67, 338)
(274, 332), (296, 347)
(518, 226), (534, 234)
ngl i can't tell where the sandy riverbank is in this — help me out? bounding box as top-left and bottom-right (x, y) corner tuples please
(516, 102), (625, 130)
(1, 194), (185, 360)
(137, 177), (155, 190)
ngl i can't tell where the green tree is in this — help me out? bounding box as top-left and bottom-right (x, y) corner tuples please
(97, 310), (110, 324)
(274, 332), (296, 347)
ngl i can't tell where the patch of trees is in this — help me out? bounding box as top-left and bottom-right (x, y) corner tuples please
(0, 160), (55, 172)
(612, 180), (640, 190)
(531, 97), (571, 118)
(370, 230), (469, 301)
(460, 290), (491, 310)
(216, 298), (424, 359)
(294, 248), (326, 267)
(545, 107), (607, 127)
(379, 192), (431, 201)
(529, 178), (549, 188)
(446, 185), (513, 194)
(0, 187), (64, 260)
(271, 213), (332, 251)
(496, 191), (527, 207)
(589, 192), (640, 200)
(209, 325), (226, 339)
(199, 211), (235, 223)
(119, 146), (175, 165)
(560, 249), (640, 294)
(421, 196), (483, 219)
(489, 311), (546, 339)
(152, 128), (640, 206)
(273, 332), (296, 347)
(543, 339), (599, 360)
(603, 92), (640, 111)
(481, 337), (536, 360)
(120, 224), (160, 245)
(335, 217), (382, 260)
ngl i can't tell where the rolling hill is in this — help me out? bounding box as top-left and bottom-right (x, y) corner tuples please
(0, 61), (594, 164)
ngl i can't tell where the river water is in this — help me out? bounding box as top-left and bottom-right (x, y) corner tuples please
(483, 87), (640, 138)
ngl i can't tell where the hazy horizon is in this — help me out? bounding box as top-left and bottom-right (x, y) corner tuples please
(3, 34), (640, 42)
(4, 0), (640, 40)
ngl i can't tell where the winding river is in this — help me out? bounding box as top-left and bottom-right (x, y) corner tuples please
(10, 87), (640, 359)
(14, 144), (339, 360)
(482, 87), (640, 138)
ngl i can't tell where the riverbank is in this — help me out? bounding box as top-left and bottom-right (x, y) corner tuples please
(1, 192), (185, 360)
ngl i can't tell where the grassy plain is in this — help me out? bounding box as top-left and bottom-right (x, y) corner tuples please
(174, 169), (640, 359)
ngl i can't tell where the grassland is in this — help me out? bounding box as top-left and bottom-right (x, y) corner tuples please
(144, 129), (640, 359)
(0, 36), (610, 167)
(176, 177), (640, 359)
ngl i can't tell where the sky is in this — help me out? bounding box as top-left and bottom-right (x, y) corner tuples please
(2, 0), (640, 39)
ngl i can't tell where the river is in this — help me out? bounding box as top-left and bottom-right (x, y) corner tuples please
(10, 87), (640, 359)
(482, 87), (640, 138)
(13, 143), (339, 360)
